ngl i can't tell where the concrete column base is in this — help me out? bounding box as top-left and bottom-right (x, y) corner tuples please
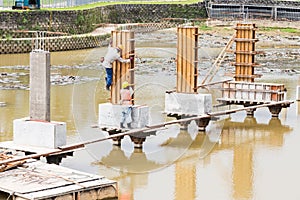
(165, 92), (212, 130)
(98, 103), (149, 129)
(165, 92), (212, 116)
(13, 118), (66, 149)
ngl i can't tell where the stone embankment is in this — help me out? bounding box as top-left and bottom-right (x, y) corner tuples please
(0, 3), (206, 54)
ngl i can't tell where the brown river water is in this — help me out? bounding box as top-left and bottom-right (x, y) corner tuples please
(0, 30), (300, 200)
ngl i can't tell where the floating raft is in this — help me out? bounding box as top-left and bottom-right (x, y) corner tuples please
(0, 144), (117, 200)
(0, 159), (117, 200)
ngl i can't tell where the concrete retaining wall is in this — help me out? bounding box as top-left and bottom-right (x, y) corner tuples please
(0, 34), (109, 54)
(0, 3), (206, 54)
(0, 3), (206, 34)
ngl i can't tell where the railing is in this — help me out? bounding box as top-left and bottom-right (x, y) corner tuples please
(207, 1), (300, 21)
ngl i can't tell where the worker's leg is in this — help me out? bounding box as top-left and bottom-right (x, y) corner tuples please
(120, 107), (127, 128)
(105, 68), (113, 90)
(125, 107), (133, 128)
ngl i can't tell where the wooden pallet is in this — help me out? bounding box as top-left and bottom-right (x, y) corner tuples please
(0, 160), (117, 200)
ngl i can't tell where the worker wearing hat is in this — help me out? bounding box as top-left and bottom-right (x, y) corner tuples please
(100, 41), (131, 91)
(120, 81), (133, 128)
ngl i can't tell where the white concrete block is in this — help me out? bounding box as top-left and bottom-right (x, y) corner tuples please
(13, 118), (66, 149)
(98, 103), (149, 129)
(164, 92), (212, 115)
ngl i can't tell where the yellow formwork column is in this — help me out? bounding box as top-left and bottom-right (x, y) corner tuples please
(176, 26), (199, 93)
(111, 30), (135, 105)
(234, 23), (258, 82)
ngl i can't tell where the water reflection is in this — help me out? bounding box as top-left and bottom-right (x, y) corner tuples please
(110, 114), (293, 200)
(0, 90), (29, 141)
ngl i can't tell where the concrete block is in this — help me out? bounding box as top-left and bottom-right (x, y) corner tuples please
(13, 118), (66, 149)
(98, 103), (149, 129)
(165, 92), (212, 115)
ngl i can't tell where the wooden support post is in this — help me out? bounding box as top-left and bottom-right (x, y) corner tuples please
(111, 30), (135, 105)
(176, 26), (198, 93)
(234, 23), (258, 82)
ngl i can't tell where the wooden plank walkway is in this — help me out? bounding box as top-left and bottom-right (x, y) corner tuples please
(0, 100), (293, 199)
(0, 100), (293, 168)
(0, 158), (117, 200)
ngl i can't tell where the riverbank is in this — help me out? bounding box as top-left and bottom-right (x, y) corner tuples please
(1, 19), (300, 89)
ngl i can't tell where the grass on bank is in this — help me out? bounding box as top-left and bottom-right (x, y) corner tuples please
(260, 27), (300, 34)
(1, 0), (203, 11)
(48, 0), (202, 10)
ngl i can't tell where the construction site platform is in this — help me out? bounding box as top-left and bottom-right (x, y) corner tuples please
(0, 143), (118, 200)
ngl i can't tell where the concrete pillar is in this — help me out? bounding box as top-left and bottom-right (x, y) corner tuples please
(30, 51), (50, 121)
(13, 50), (66, 149)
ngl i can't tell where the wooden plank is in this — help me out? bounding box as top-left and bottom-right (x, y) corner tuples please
(193, 27), (198, 92)
(235, 24), (241, 81)
(250, 26), (256, 81)
(0, 161), (104, 194)
(0, 160), (116, 200)
(129, 31), (135, 104)
(0, 141), (57, 154)
(18, 179), (116, 200)
(245, 26), (248, 81)
(186, 27), (192, 93)
(182, 27), (187, 92)
(177, 27), (184, 93)
(176, 27), (181, 92)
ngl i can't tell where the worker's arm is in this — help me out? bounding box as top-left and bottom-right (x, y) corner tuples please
(117, 56), (130, 63)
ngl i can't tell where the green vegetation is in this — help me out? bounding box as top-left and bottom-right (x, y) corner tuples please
(260, 26), (300, 34)
(193, 21), (213, 31)
(45, 0), (202, 11)
(199, 24), (212, 31)
(1, 0), (202, 12)
(5, 34), (12, 40)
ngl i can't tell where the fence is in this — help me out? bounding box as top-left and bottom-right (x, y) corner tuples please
(206, 0), (300, 21)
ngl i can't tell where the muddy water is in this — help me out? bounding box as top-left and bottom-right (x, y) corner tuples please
(1, 34), (300, 200)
